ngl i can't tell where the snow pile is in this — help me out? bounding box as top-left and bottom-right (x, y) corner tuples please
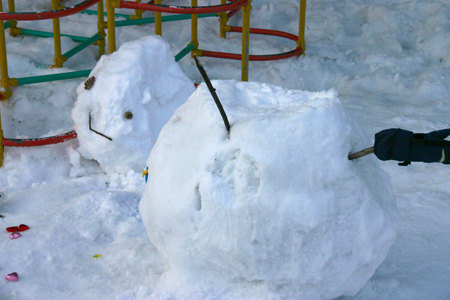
(139, 81), (401, 299)
(71, 36), (195, 174)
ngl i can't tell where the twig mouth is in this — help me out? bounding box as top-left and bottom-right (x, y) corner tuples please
(89, 113), (113, 141)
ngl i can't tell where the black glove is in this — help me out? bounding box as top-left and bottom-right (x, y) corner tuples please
(374, 128), (450, 166)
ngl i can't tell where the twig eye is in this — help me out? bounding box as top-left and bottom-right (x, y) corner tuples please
(124, 111), (133, 120)
(84, 76), (95, 90)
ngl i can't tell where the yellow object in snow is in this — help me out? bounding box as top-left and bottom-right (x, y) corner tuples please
(93, 254), (101, 258)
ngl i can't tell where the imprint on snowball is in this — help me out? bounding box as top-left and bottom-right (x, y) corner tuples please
(207, 149), (262, 207)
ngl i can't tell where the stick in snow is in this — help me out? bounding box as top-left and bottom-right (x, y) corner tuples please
(348, 147), (374, 160)
(193, 54), (231, 136)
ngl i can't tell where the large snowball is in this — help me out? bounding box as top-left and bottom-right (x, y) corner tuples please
(71, 36), (195, 174)
(140, 81), (400, 299)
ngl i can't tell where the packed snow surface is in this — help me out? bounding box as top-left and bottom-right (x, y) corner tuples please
(140, 81), (401, 299)
(72, 36), (195, 174)
(1, 0), (450, 299)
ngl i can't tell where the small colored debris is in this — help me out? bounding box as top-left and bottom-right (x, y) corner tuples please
(6, 226), (18, 233)
(142, 167), (149, 183)
(18, 224), (30, 232)
(93, 254), (101, 258)
(6, 224), (30, 233)
(9, 232), (21, 240)
(6, 272), (18, 281)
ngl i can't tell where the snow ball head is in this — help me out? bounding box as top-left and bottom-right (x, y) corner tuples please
(140, 81), (401, 299)
(72, 36), (195, 174)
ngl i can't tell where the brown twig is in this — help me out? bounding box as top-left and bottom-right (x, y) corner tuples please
(89, 113), (113, 141)
(348, 147), (374, 160)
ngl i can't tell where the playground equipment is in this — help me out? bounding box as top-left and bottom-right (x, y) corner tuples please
(0, 0), (307, 166)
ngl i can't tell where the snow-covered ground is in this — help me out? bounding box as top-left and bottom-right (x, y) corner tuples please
(1, 0), (450, 299)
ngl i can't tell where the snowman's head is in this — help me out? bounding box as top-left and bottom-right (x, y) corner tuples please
(71, 36), (195, 174)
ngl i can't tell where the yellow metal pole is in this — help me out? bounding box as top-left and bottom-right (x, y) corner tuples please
(52, 0), (65, 67)
(7, 0), (15, 13)
(154, 0), (162, 36)
(0, 2), (5, 166)
(96, 0), (106, 56)
(241, 0), (251, 81)
(7, 0), (18, 37)
(131, 0), (143, 20)
(0, 1), (12, 100)
(106, 0), (117, 53)
(190, 0), (198, 55)
(298, 0), (306, 55)
(219, 0), (229, 38)
(0, 108), (3, 167)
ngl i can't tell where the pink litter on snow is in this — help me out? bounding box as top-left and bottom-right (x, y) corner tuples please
(9, 232), (21, 240)
(6, 272), (18, 281)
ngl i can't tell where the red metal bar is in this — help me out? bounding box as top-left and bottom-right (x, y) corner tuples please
(202, 26), (302, 61)
(2, 131), (77, 147)
(225, 1), (243, 20)
(227, 9), (239, 19)
(231, 26), (299, 42)
(0, 0), (101, 21)
(120, 0), (248, 14)
(202, 48), (301, 61)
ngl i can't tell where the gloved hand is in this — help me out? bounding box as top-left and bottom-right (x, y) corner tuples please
(374, 128), (450, 165)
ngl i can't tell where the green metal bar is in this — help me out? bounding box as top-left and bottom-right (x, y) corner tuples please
(175, 43), (195, 62)
(16, 70), (91, 86)
(12, 40), (191, 87)
(81, 9), (131, 20)
(115, 17), (153, 27)
(115, 13), (216, 27)
(20, 28), (90, 43)
(4, 21), (11, 30)
(63, 34), (101, 59)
